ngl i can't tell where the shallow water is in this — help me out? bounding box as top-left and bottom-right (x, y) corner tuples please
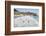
(14, 16), (39, 27)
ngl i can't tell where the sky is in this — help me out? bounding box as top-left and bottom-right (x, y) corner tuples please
(14, 8), (39, 14)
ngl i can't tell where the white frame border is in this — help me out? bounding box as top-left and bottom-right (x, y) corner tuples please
(11, 5), (42, 32)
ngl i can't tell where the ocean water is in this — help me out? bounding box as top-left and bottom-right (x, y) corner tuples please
(14, 16), (39, 27)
